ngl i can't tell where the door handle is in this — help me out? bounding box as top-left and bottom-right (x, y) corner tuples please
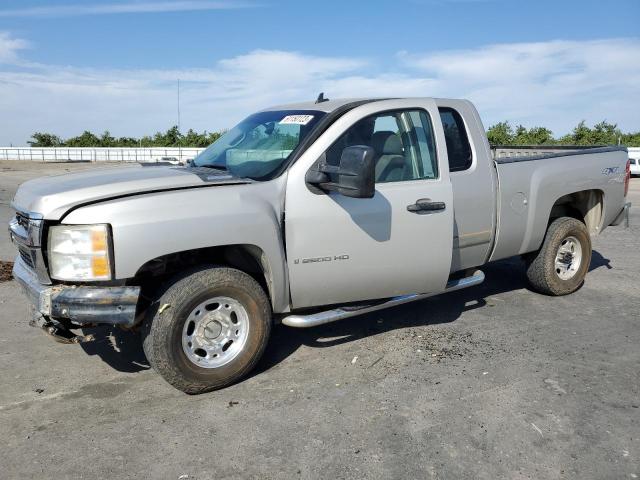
(407, 198), (446, 213)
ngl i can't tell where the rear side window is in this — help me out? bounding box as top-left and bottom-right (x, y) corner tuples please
(438, 108), (472, 172)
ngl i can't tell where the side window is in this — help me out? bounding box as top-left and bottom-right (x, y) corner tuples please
(324, 109), (438, 183)
(438, 108), (472, 172)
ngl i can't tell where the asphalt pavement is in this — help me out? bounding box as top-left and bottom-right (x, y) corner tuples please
(0, 161), (638, 479)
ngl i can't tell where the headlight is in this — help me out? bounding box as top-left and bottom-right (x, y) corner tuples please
(48, 225), (112, 281)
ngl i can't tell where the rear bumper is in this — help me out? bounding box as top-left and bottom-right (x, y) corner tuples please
(610, 202), (631, 227)
(12, 257), (141, 326)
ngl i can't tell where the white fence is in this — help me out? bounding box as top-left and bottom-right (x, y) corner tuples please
(0, 147), (205, 163)
(2, 145), (639, 163)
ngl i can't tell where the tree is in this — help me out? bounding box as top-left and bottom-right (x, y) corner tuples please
(29, 121), (639, 149)
(29, 126), (225, 148)
(513, 125), (554, 145)
(485, 120), (640, 147)
(115, 136), (140, 147)
(154, 126), (182, 147)
(180, 128), (212, 148)
(486, 121), (513, 145)
(99, 130), (116, 147)
(559, 120), (622, 146)
(621, 131), (640, 147)
(65, 131), (101, 147)
(591, 121), (621, 145)
(486, 122), (554, 146)
(28, 132), (63, 147)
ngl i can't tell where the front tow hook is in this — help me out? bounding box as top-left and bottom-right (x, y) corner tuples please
(29, 313), (95, 344)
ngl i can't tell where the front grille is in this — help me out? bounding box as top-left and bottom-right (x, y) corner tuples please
(10, 211), (50, 283)
(15, 212), (30, 230)
(19, 247), (35, 269)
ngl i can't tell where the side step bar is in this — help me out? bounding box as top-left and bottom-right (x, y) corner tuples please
(281, 269), (485, 328)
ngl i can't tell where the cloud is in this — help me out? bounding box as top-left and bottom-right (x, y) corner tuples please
(0, 1), (254, 18)
(398, 38), (640, 133)
(0, 32), (29, 63)
(0, 33), (638, 145)
(0, 48), (368, 144)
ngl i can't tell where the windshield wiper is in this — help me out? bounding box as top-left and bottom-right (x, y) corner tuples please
(197, 164), (228, 171)
(194, 163), (254, 180)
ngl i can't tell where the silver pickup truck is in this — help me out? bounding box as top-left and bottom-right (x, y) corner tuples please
(9, 97), (632, 393)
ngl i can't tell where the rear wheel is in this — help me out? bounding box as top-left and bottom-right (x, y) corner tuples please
(526, 217), (591, 296)
(142, 266), (271, 394)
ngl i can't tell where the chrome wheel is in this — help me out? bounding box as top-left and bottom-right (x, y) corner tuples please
(554, 235), (582, 280)
(181, 296), (250, 368)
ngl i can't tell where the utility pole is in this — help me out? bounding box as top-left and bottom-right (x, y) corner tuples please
(177, 78), (181, 162)
(177, 78), (181, 132)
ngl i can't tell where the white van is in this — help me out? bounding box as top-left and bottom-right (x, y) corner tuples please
(629, 147), (640, 176)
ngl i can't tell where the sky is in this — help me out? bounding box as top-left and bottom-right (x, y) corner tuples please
(0, 0), (639, 145)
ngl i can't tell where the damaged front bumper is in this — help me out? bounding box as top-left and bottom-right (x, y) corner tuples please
(13, 257), (141, 327)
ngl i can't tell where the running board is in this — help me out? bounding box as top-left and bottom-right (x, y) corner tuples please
(281, 269), (485, 328)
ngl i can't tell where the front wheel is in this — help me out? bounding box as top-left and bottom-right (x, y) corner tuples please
(525, 217), (592, 296)
(142, 266), (271, 394)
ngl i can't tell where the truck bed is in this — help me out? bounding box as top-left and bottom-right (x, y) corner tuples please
(491, 145), (626, 162)
(488, 146), (628, 263)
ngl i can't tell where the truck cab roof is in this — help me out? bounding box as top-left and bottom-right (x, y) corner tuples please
(260, 97), (372, 113)
(261, 97), (475, 115)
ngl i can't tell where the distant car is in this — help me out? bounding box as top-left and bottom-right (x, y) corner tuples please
(630, 157), (640, 177)
(159, 156), (180, 164)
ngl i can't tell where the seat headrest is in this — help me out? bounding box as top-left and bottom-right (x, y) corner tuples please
(372, 131), (403, 155)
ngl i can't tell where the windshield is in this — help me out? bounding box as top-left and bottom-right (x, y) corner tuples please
(193, 109), (325, 179)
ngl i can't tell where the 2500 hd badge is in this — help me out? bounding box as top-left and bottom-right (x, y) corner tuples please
(294, 254), (350, 264)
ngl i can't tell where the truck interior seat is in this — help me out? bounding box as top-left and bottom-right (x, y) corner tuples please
(372, 131), (408, 183)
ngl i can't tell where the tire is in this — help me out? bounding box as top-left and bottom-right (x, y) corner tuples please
(526, 217), (592, 296)
(142, 266), (271, 394)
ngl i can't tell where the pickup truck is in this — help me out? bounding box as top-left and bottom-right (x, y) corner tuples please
(9, 97), (632, 394)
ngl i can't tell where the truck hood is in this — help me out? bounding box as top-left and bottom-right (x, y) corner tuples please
(12, 164), (250, 219)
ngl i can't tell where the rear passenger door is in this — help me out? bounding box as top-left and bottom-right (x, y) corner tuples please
(284, 100), (454, 309)
(438, 102), (496, 271)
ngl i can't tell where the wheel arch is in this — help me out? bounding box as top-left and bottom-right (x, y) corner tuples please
(548, 189), (604, 235)
(520, 189), (604, 257)
(134, 243), (280, 310)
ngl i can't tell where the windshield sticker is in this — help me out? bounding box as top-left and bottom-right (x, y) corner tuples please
(279, 115), (314, 125)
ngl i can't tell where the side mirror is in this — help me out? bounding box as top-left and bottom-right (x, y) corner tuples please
(306, 145), (376, 199)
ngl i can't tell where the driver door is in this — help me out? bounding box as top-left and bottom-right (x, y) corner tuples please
(284, 99), (454, 309)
